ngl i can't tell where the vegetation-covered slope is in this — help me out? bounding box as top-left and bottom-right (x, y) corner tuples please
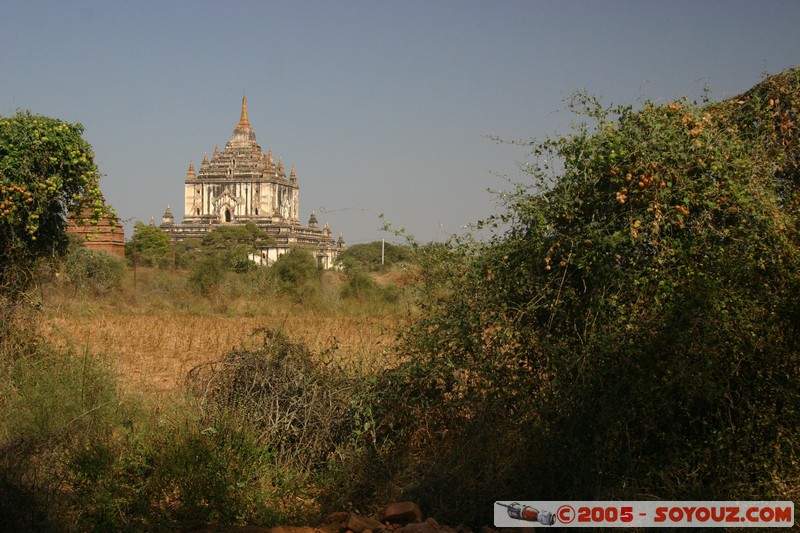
(340, 68), (800, 524)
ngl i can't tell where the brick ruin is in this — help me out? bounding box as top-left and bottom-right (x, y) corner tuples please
(66, 193), (125, 257)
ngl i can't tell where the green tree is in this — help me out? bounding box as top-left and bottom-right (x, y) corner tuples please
(271, 248), (320, 298)
(126, 222), (171, 268)
(200, 222), (274, 273)
(185, 224), (275, 295)
(0, 111), (110, 306)
(173, 237), (202, 269)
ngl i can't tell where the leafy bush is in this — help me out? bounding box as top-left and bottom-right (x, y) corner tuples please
(332, 68), (800, 525)
(189, 254), (226, 295)
(271, 248), (321, 299)
(0, 332), (126, 531)
(339, 269), (380, 301)
(126, 222), (172, 268)
(3, 352), (119, 444)
(64, 247), (125, 295)
(64, 404), (301, 530)
(340, 268), (401, 305)
(172, 237), (203, 269)
(0, 329), (318, 530)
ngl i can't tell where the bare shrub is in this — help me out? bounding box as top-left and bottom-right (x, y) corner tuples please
(187, 328), (356, 474)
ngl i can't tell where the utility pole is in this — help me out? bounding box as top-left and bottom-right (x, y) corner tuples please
(131, 232), (139, 291)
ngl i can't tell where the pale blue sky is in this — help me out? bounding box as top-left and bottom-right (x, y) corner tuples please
(2, 1), (798, 244)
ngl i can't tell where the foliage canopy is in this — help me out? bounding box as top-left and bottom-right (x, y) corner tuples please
(200, 221), (274, 250)
(126, 222), (171, 267)
(271, 248), (320, 298)
(200, 222), (275, 273)
(0, 111), (110, 303)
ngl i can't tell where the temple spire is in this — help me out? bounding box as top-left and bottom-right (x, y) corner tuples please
(239, 95), (249, 126)
(230, 96), (256, 145)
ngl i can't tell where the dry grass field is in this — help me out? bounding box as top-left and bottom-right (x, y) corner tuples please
(39, 267), (408, 400)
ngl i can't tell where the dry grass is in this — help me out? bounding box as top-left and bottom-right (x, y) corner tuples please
(39, 267), (407, 400)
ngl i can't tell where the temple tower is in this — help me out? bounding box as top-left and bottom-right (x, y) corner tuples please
(162, 97), (342, 268)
